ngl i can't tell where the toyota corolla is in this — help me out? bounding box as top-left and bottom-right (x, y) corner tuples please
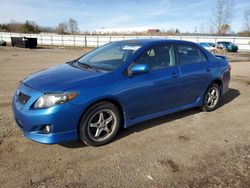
(12, 39), (231, 146)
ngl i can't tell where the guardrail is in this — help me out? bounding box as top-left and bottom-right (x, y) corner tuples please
(1, 32), (250, 51)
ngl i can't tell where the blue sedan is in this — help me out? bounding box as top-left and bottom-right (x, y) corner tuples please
(12, 39), (231, 146)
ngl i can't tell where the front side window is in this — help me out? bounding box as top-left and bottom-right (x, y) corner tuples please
(177, 45), (207, 65)
(133, 44), (176, 71)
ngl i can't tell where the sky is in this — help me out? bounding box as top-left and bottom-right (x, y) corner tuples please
(0, 0), (250, 33)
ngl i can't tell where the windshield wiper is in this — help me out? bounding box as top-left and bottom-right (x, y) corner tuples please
(72, 60), (112, 72)
(79, 62), (95, 69)
(75, 61), (100, 71)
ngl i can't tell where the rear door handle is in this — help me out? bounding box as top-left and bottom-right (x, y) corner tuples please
(206, 67), (211, 72)
(172, 72), (178, 78)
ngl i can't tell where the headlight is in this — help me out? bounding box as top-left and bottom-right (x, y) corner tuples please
(34, 92), (78, 109)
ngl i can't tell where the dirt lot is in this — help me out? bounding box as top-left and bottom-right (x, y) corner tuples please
(0, 47), (250, 188)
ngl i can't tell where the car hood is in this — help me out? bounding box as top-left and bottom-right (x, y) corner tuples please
(23, 63), (103, 92)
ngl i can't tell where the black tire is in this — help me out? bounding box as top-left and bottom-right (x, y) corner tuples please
(79, 102), (121, 146)
(202, 83), (221, 112)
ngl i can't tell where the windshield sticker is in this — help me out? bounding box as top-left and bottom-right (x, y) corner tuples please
(122, 45), (141, 51)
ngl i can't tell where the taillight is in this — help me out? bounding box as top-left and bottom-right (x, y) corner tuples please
(228, 64), (231, 71)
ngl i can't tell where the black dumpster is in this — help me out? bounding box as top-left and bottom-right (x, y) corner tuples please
(11, 37), (37, 48)
(0, 40), (7, 46)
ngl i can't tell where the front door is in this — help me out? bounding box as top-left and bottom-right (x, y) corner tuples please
(123, 43), (182, 119)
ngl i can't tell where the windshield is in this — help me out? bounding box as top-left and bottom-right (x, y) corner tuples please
(221, 42), (233, 46)
(200, 43), (209, 47)
(77, 41), (142, 71)
(200, 43), (214, 47)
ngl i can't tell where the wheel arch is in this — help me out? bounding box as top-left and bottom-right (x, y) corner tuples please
(211, 78), (223, 95)
(77, 97), (126, 135)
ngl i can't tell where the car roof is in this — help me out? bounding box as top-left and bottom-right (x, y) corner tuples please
(217, 41), (231, 43)
(115, 38), (198, 46)
(199, 42), (210, 43)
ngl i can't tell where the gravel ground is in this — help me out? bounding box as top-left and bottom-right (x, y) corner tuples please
(0, 47), (250, 188)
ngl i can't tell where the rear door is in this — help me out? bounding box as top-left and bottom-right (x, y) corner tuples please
(175, 44), (212, 106)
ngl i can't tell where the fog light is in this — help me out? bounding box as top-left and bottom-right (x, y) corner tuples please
(43, 125), (51, 133)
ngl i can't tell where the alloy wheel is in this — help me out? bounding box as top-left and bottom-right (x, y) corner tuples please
(87, 109), (117, 142)
(206, 87), (219, 109)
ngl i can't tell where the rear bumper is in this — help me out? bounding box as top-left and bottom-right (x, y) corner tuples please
(221, 69), (231, 95)
(12, 84), (83, 144)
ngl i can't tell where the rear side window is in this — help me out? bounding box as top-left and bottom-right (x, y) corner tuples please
(177, 45), (207, 65)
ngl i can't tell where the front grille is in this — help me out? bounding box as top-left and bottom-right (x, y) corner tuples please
(17, 92), (31, 104)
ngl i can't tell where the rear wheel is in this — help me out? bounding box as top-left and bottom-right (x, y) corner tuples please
(79, 102), (121, 146)
(202, 84), (220, 112)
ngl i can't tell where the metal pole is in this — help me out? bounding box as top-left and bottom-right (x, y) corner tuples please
(85, 35), (87, 47)
(0, 26), (2, 40)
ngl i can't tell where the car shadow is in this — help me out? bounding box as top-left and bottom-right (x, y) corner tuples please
(58, 141), (86, 148)
(217, 88), (240, 109)
(59, 88), (240, 148)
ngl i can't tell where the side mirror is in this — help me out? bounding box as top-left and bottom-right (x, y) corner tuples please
(130, 64), (150, 75)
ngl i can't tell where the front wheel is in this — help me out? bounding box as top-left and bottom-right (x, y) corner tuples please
(79, 102), (121, 146)
(202, 84), (221, 112)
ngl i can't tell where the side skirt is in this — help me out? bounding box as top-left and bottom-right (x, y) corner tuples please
(124, 99), (203, 128)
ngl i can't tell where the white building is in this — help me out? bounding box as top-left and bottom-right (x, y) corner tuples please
(94, 27), (160, 34)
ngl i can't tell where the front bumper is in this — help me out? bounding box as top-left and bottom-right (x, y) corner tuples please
(12, 84), (83, 144)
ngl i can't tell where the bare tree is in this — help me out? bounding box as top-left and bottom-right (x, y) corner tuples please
(198, 23), (205, 34)
(6, 20), (23, 32)
(238, 8), (250, 36)
(56, 22), (68, 34)
(21, 20), (40, 33)
(68, 18), (79, 34)
(243, 8), (250, 32)
(210, 0), (234, 35)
